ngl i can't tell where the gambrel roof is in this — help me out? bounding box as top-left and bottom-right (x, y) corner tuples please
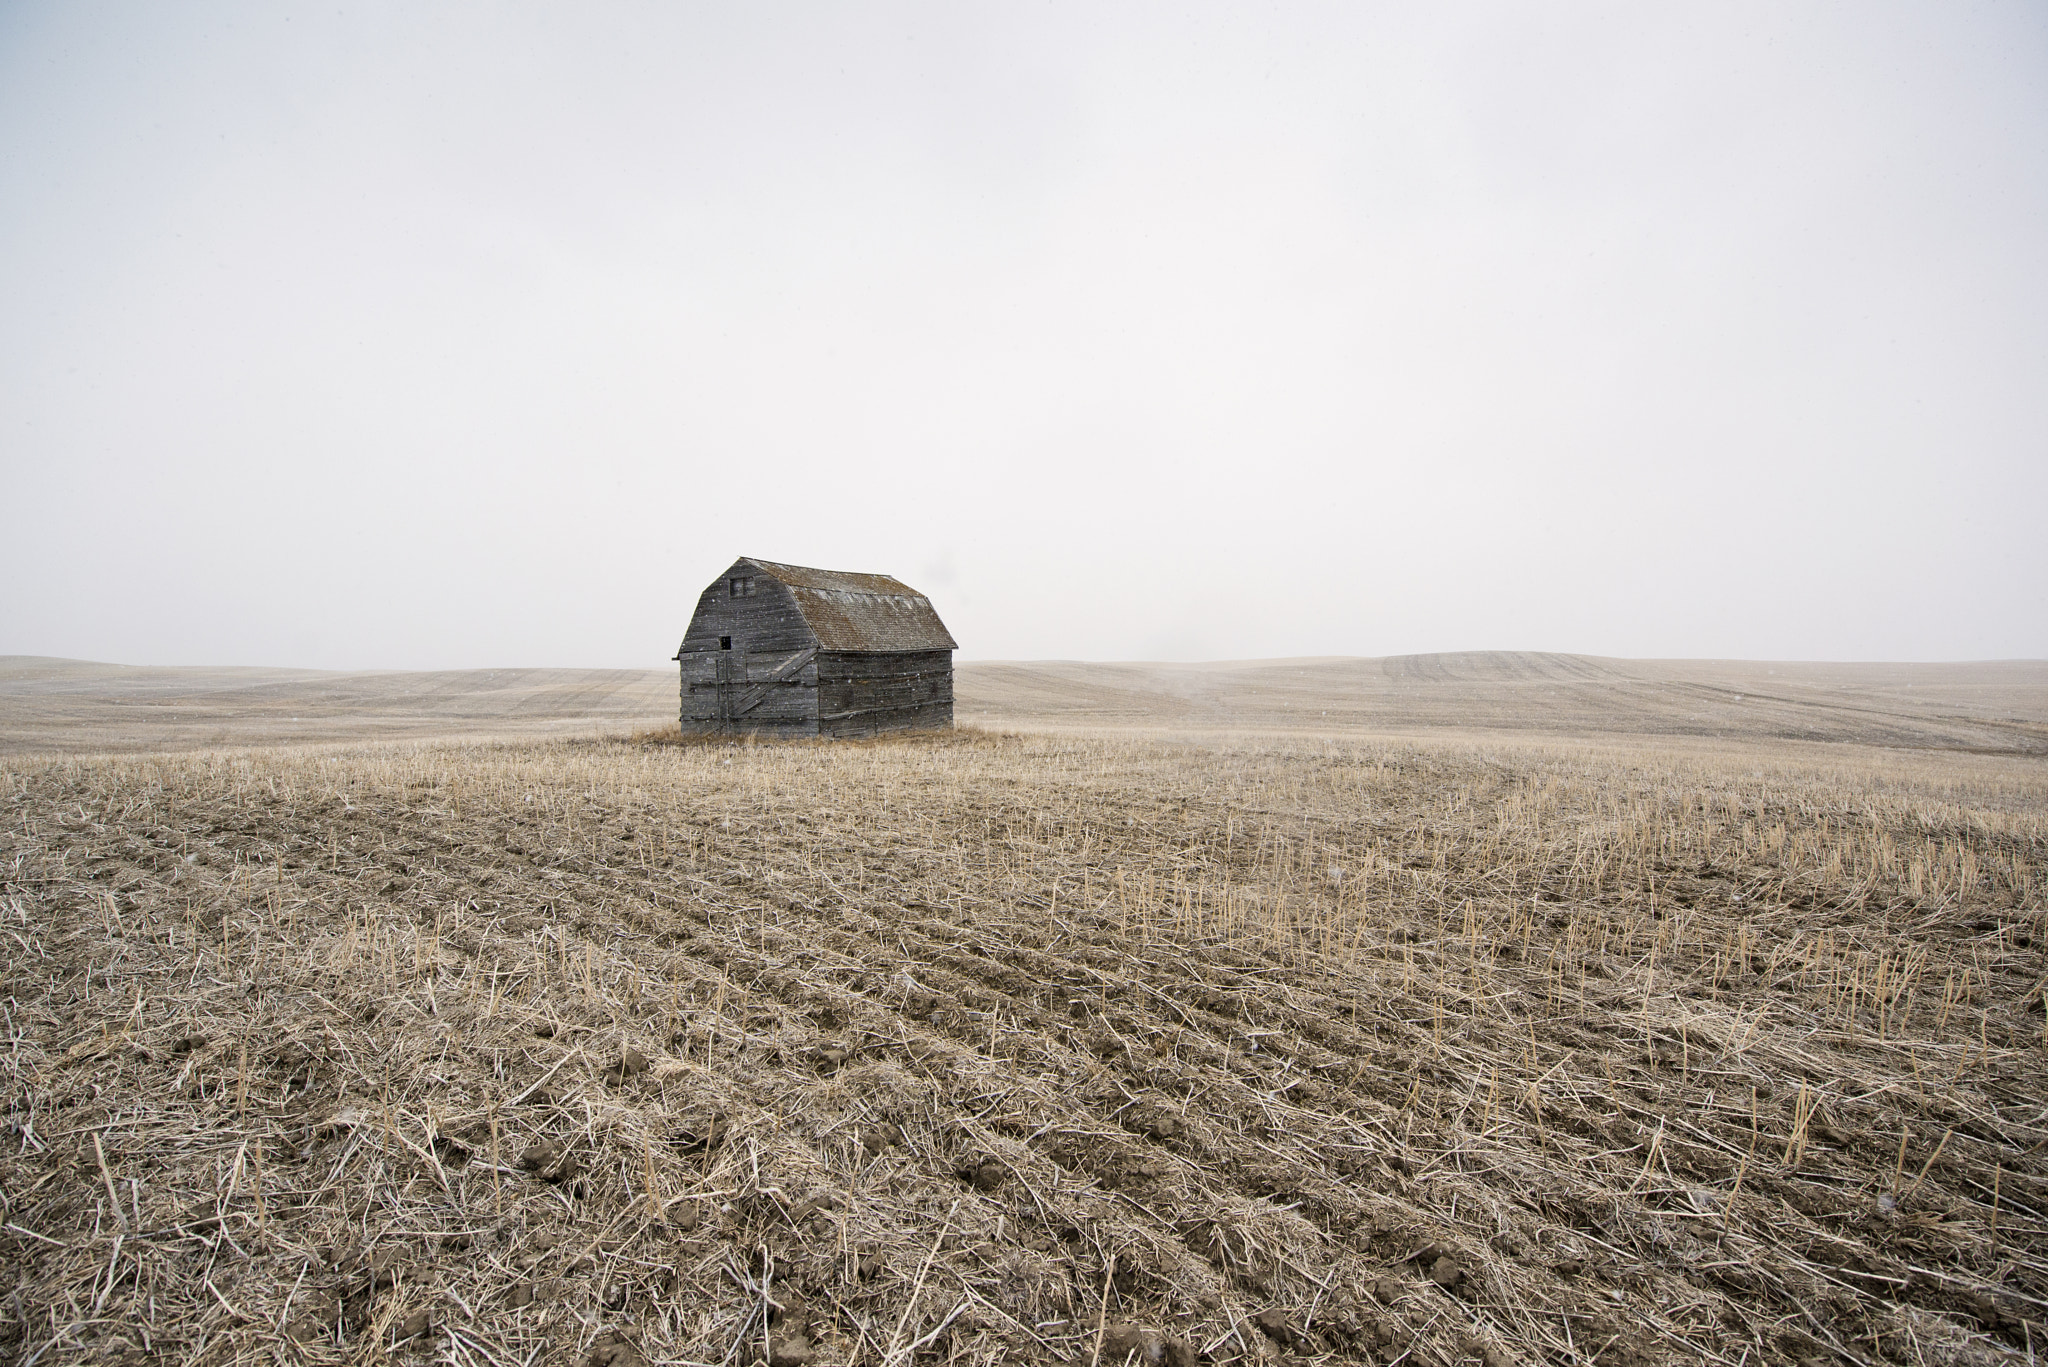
(739, 558), (958, 653)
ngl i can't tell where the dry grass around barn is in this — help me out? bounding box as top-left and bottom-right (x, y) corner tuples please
(2, 727), (2044, 1366)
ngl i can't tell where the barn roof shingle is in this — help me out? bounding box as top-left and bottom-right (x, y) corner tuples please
(742, 558), (958, 653)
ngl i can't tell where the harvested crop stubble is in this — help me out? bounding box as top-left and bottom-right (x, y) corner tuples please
(1, 727), (2044, 1366)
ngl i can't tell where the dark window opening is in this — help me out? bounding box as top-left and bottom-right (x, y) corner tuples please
(719, 636), (732, 650)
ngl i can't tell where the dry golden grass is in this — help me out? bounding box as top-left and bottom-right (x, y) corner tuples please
(2, 720), (2043, 1365)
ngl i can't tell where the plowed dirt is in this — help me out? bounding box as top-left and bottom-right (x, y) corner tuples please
(1, 727), (2043, 1365)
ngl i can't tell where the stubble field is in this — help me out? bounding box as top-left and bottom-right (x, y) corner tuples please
(2, 655), (2045, 1366)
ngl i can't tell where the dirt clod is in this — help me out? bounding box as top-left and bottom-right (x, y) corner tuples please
(519, 1139), (580, 1182)
(365, 1247), (401, 1290)
(286, 1291), (337, 1342)
(671, 1111), (729, 1154)
(1101, 1322), (1197, 1367)
(1253, 1307), (1299, 1346)
(1130, 1105), (1185, 1142)
(601, 1046), (651, 1086)
(957, 1156), (1006, 1190)
(586, 1333), (649, 1367)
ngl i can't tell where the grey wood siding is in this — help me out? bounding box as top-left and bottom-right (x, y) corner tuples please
(677, 574), (815, 657)
(815, 650), (953, 737)
(678, 649), (820, 736)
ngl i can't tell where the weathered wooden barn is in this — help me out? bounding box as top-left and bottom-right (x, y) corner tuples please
(673, 557), (956, 738)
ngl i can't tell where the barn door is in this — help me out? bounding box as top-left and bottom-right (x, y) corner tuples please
(715, 649), (738, 731)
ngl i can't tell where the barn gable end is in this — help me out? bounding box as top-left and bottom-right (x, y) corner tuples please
(674, 557), (955, 738)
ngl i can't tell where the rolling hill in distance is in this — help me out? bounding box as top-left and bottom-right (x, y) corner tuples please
(4, 652), (2044, 755)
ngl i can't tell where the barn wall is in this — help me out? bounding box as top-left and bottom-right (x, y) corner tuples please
(677, 563), (824, 735)
(679, 652), (821, 736)
(678, 568), (816, 656)
(816, 650), (953, 737)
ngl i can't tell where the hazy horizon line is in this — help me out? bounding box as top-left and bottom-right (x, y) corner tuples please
(8, 651), (2047, 674)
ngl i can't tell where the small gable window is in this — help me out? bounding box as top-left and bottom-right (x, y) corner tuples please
(719, 636), (732, 650)
(729, 576), (755, 598)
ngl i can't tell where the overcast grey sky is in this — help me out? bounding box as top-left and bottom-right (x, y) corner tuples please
(2, 3), (2043, 668)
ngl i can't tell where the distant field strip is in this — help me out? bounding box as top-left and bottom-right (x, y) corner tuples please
(7, 653), (2043, 754)
(959, 655), (2048, 754)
